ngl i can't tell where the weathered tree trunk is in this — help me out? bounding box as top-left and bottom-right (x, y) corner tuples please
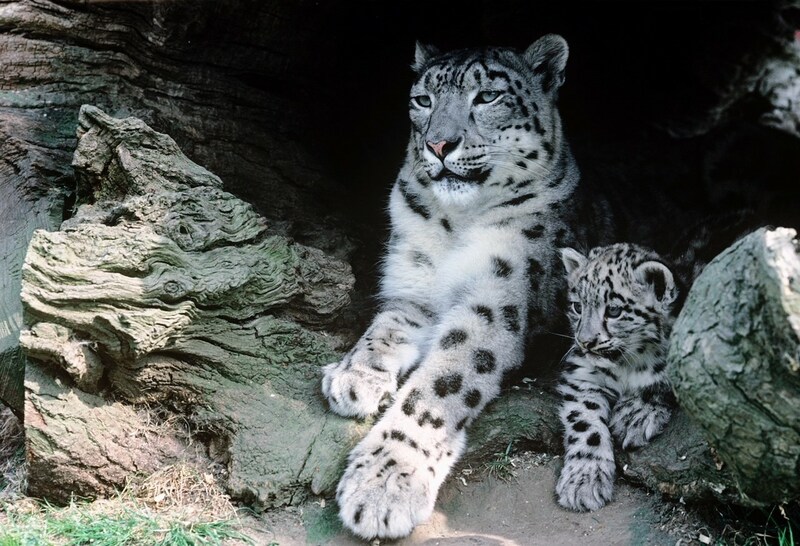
(669, 227), (800, 506)
(20, 105), (362, 506)
(0, 0), (357, 415)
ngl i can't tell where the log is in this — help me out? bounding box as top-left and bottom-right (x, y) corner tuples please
(20, 105), (363, 506)
(669, 227), (800, 506)
(616, 410), (741, 505)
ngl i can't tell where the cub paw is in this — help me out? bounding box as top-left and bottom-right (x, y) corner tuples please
(556, 457), (615, 512)
(336, 433), (436, 539)
(610, 403), (671, 451)
(321, 356), (396, 418)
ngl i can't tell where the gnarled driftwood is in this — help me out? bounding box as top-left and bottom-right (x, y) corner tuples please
(20, 105), (361, 506)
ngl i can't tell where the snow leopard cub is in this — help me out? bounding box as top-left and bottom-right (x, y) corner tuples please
(556, 243), (678, 511)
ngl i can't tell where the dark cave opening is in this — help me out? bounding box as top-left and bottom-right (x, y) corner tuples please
(148, 1), (799, 261)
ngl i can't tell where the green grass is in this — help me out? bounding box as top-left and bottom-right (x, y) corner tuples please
(777, 520), (794, 546)
(483, 440), (516, 482)
(709, 503), (797, 546)
(0, 496), (252, 546)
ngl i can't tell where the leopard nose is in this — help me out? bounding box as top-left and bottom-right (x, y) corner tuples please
(426, 138), (460, 160)
(576, 334), (596, 350)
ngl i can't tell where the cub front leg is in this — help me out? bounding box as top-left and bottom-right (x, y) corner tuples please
(556, 355), (616, 512)
(322, 301), (432, 417)
(337, 280), (527, 539)
(610, 379), (675, 450)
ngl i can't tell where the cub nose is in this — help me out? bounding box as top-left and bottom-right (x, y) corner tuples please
(426, 138), (460, 160)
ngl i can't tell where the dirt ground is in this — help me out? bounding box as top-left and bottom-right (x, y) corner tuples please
(243, 453), (709, 546)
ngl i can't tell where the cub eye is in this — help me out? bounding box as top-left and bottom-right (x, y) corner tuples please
(605, 305), (622, 319)
(411, 95), (432, 108)
(474, 90), (502, 105)
(570, 301), (582, 314)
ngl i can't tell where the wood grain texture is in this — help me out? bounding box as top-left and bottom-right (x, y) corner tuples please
(19, 105), (360, 506)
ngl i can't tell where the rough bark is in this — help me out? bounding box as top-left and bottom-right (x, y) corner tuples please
(0, 0), (362, 416)
(0, 84), (72, 418)
(20, 105), (363, 506)
(24, 360), (194, 501)
(669, 227), (800, 506)
(0, 185), (64, 418)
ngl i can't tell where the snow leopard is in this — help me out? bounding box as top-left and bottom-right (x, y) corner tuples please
(556, 243), (678, 511)
(321, 35), (580, 539)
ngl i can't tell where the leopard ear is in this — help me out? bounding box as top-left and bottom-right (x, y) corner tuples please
(560, 247), (587, 276)
(524, 34), (569, 93)
(634, 261), (677, 306)
(413, 41), (440, 73)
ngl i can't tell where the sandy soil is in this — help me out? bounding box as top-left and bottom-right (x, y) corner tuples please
(244, 453), (708, 546)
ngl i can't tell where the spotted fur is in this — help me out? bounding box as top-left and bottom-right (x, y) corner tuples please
(321, 35), (579, 539)
(556, 243), (678, 511)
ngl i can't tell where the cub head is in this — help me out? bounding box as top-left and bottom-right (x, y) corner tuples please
(560, 244), (678, 360)
(408, 35), (569, 205)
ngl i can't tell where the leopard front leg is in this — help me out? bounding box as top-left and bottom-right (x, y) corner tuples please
(555, 354), (616, 512)
(322, 301), (432, 417)
(610, 378), (675, 450)
(336, 279), (526, 539)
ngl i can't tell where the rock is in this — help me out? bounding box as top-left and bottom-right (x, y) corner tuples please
(668, 227), (800, 506)
(20, 105), (363, 506)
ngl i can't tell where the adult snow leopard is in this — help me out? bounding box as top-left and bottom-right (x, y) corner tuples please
(322, 35), (579, 539)
(556, 244), (678, 511)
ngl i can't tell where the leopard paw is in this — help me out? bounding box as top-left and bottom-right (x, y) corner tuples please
(336, 431), (440, 539)
(610, 403), (671, 451)
(556, 456), (615, 512)
(321, 357), (396, 418)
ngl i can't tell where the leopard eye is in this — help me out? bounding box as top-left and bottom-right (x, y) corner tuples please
(570, 301), (582, 314)
(411, 95), (432, 108)
(605, 305), (622, 319)
(474, 90), (502, 105)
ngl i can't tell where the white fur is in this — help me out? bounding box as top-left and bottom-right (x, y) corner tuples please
(430, 180), (481, 207)
(324, 35), (578, 539)
(556, 243), (677, 512)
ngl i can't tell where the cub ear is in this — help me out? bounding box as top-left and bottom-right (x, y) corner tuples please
(524, 34), (569, 93)
(413, 41), (441, 73)
(560, 247), (587, 276)
(634, 261), (677, 306)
